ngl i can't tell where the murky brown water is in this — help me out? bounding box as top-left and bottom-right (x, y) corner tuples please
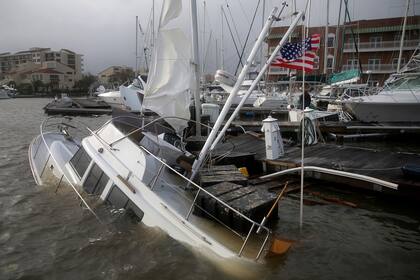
(1, 98), (420, 279)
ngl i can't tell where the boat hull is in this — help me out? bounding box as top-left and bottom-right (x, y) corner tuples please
(98, 91), (123, 108)
(344, 101), (420, 123)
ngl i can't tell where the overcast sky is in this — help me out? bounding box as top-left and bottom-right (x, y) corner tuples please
(1, 0), (418, 75)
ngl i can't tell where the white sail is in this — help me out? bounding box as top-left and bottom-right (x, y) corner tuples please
(143, 0), (192, 134)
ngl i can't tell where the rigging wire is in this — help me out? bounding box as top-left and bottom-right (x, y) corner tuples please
(225, 0), (244, 50)
(234, 0), (262, 75)
(237, 0), (251, 25)
(222, 6), (244, 69)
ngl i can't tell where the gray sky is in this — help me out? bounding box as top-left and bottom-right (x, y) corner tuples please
(1, 0), (418, 75)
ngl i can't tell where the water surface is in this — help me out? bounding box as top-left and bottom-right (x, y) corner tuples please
(1, 98), (419, 279)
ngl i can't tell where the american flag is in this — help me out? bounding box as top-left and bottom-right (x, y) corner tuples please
(271, 34), (321, 72)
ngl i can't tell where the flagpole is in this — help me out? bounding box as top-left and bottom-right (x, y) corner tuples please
(300, 0), (311, 230)
(210, 11), (303, 151)
(323, 0), (329, 75)
(190, 0), (202, 136)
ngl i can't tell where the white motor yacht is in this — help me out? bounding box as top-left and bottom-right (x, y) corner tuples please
(0, 89), (10, 99)
(343, 72), (420, 123)
(0, 85), (16, 99)
(98, 77), (146, 112)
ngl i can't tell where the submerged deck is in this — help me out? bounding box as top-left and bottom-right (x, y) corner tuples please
(212, 133), (420, 200)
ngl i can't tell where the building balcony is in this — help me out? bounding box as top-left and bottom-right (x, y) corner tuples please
(342, 63), (399, 74)
(343, 39), (420, 53)
(268, 66), (297, 75)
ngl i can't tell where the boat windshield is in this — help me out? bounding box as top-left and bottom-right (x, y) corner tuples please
(386, 75), (420, 91)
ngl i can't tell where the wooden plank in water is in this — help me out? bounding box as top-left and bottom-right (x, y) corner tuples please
(200, 165), (248, 187)
(194, 180), (280, 233)
(229, 190), (278, 232)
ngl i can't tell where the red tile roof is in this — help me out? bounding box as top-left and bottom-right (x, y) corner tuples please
(32, 68), (63, 74)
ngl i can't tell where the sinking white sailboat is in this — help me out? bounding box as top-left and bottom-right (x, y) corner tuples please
(29, 2), (297, 262)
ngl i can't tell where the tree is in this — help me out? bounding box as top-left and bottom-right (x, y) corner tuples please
(16, 83), (33, 95)
(31, 80), (45, 93)
(73, 73), (98, 92)
(108, 68), (135, 85)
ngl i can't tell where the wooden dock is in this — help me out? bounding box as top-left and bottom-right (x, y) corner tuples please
(44, 97), (112, 115)
(225, 119), (420, 134)
(265, 143), (420, 200)
(211, 133), (420, 200)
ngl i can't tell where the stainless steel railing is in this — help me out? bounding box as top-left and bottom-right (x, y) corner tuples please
(89, 115), (272, 260)
(37, 115), (272, 260)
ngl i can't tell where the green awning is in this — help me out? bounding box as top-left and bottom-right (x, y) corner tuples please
(345, 24), (420, 34)
(268, 33), (301, 39)
(329, 69), (360, 85)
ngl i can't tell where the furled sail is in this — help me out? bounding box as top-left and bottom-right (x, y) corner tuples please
(143, 0), (193, 134)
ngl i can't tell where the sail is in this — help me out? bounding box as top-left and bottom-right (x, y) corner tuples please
(160, 0), (182, 28)
(144, 0), (192, 134)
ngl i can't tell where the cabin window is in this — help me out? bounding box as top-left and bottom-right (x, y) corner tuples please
(70, 146), (91, 178)
(106, 185), (144, 221)
(83, 163), (109, 195)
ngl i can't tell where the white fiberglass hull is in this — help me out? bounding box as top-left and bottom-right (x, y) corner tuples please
(0, 91), (10, 99)
(28, 120), (267, 264)
(343, 91), (420, 123)
(344, 101), (420, 122)
(98, 91), (123, 108)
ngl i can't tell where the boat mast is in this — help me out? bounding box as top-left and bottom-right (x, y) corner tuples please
(211, 11), (303, 151)
(333, 0), (343, 72)
(260, 0), (266, 70)
(221, 6), (224, 70)
(136, 16), (139, 76)
(151, 0), (155, 56)
(202, 1), (206, 75)
(190, 0), (201, 136)
(397, 0), (410, 73)
(323, 0), (329, 74)
(190, 7), (279, 181)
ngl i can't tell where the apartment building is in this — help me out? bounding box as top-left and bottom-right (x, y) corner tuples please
(0, 47), (83, 89)
(98, 66), (134, 85)
(267, 16), (420, 86)
(3, 61), (77, 90)
(341, 16), (419, 86)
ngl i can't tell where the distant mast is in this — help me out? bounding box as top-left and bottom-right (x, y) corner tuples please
(260, 0), (266, 71)
(190, 0), (201, 136)
(397, 0), (410, 73)
(220, 6), (225, 70)
(135, 16), (139, 76)
(323, 0), (329, 74)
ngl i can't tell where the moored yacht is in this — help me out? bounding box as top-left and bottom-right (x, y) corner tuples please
(342, 55), (420, 123)
(98, 76), (146, 112)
